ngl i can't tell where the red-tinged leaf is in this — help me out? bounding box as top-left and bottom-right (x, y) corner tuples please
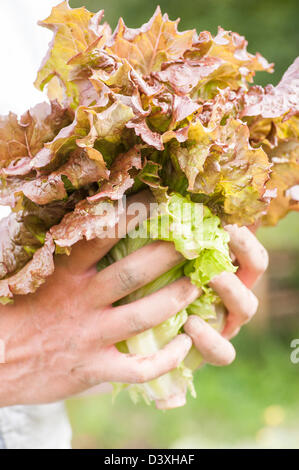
(2, 158), (33, 177)
(35, 1), (107, 106)
(88, 146), (143, 202)
(0, 101), (73, 169)
(171, 95), (200, 124)
(262, 141), (299, 225)
(30, 101), (133, 174)
(162, 126), (190, 144)
(244, 57), (299, 118)
(50, 198), (123, 248)
(169, 118), (271, 225)
(0, 234), (55, 304)
(20, 149), (109, 205)
(108, 7), (195, 75)
(155, 57), (223, 95)
(0, 212), (45, 280)
(0, 177), (28, 207)
(127, 119), (164, 150)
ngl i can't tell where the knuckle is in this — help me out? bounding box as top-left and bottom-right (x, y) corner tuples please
(170, 292), (186, 312)
(249, 293), (259, 317)
(170, 281), (198, 311)
(164, 346), (180, 370)
(241, 291), (259, 322)
(170, 353), (181, 369)
(117, 265), (140, 292)
(134, 367), (149, 384)
(210, 271), (232, 291)
(221, 279), (234, 296)
(169, 335), (191, 365)
(237, 233), (253, 254)
(252, 246), (269, 275)
(128, 310), (149, 335)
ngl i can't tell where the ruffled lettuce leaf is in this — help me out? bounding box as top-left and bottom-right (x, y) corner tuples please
(0, 191), (85, 303)
(168, 116), (271, 224)
(0, 212), (45, 281)
(0, 101), (72, 172)
(243, 58), (299, 224)
(35, 1), (111, 107)
(107, 6), (195, 75)
(0, 234), (55, 305)
(0, 101), (73, 208)
(16, 149), (109, 206)
(262, 141), (299, 225)
(159, 27), (273, 101)
(244, 57), (299, 120)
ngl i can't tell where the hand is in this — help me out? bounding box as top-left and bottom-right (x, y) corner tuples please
(0, 190), (268, 407)
(184, 224), (269, 365)
(79, 222), (269, 407)
(0, 191), (197, 406)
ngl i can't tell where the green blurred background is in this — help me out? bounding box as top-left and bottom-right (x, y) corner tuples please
(68, 0), (299, 449)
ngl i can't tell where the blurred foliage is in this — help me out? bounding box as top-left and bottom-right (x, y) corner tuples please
(70, 0), (298, 86)
(67, 326), (299, 448)
(258, 212), (299, 251)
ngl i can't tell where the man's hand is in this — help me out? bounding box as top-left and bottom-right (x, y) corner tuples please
(0, 192), (268, 407)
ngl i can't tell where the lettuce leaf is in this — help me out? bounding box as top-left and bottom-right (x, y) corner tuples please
(35, 1), (111, 107)
(107, 6), (195, 76)
(0, 101), (73, 171)
(168, 116), (271, 224)
(0, 234), (55, 305)
(243, 58), (299, 224)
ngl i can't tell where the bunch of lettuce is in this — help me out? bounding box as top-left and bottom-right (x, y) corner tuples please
(0, 1), (298, 407)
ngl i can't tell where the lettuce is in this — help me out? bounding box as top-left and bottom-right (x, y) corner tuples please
(97, 193), (235, 406)
(0, 1), (298, 407)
